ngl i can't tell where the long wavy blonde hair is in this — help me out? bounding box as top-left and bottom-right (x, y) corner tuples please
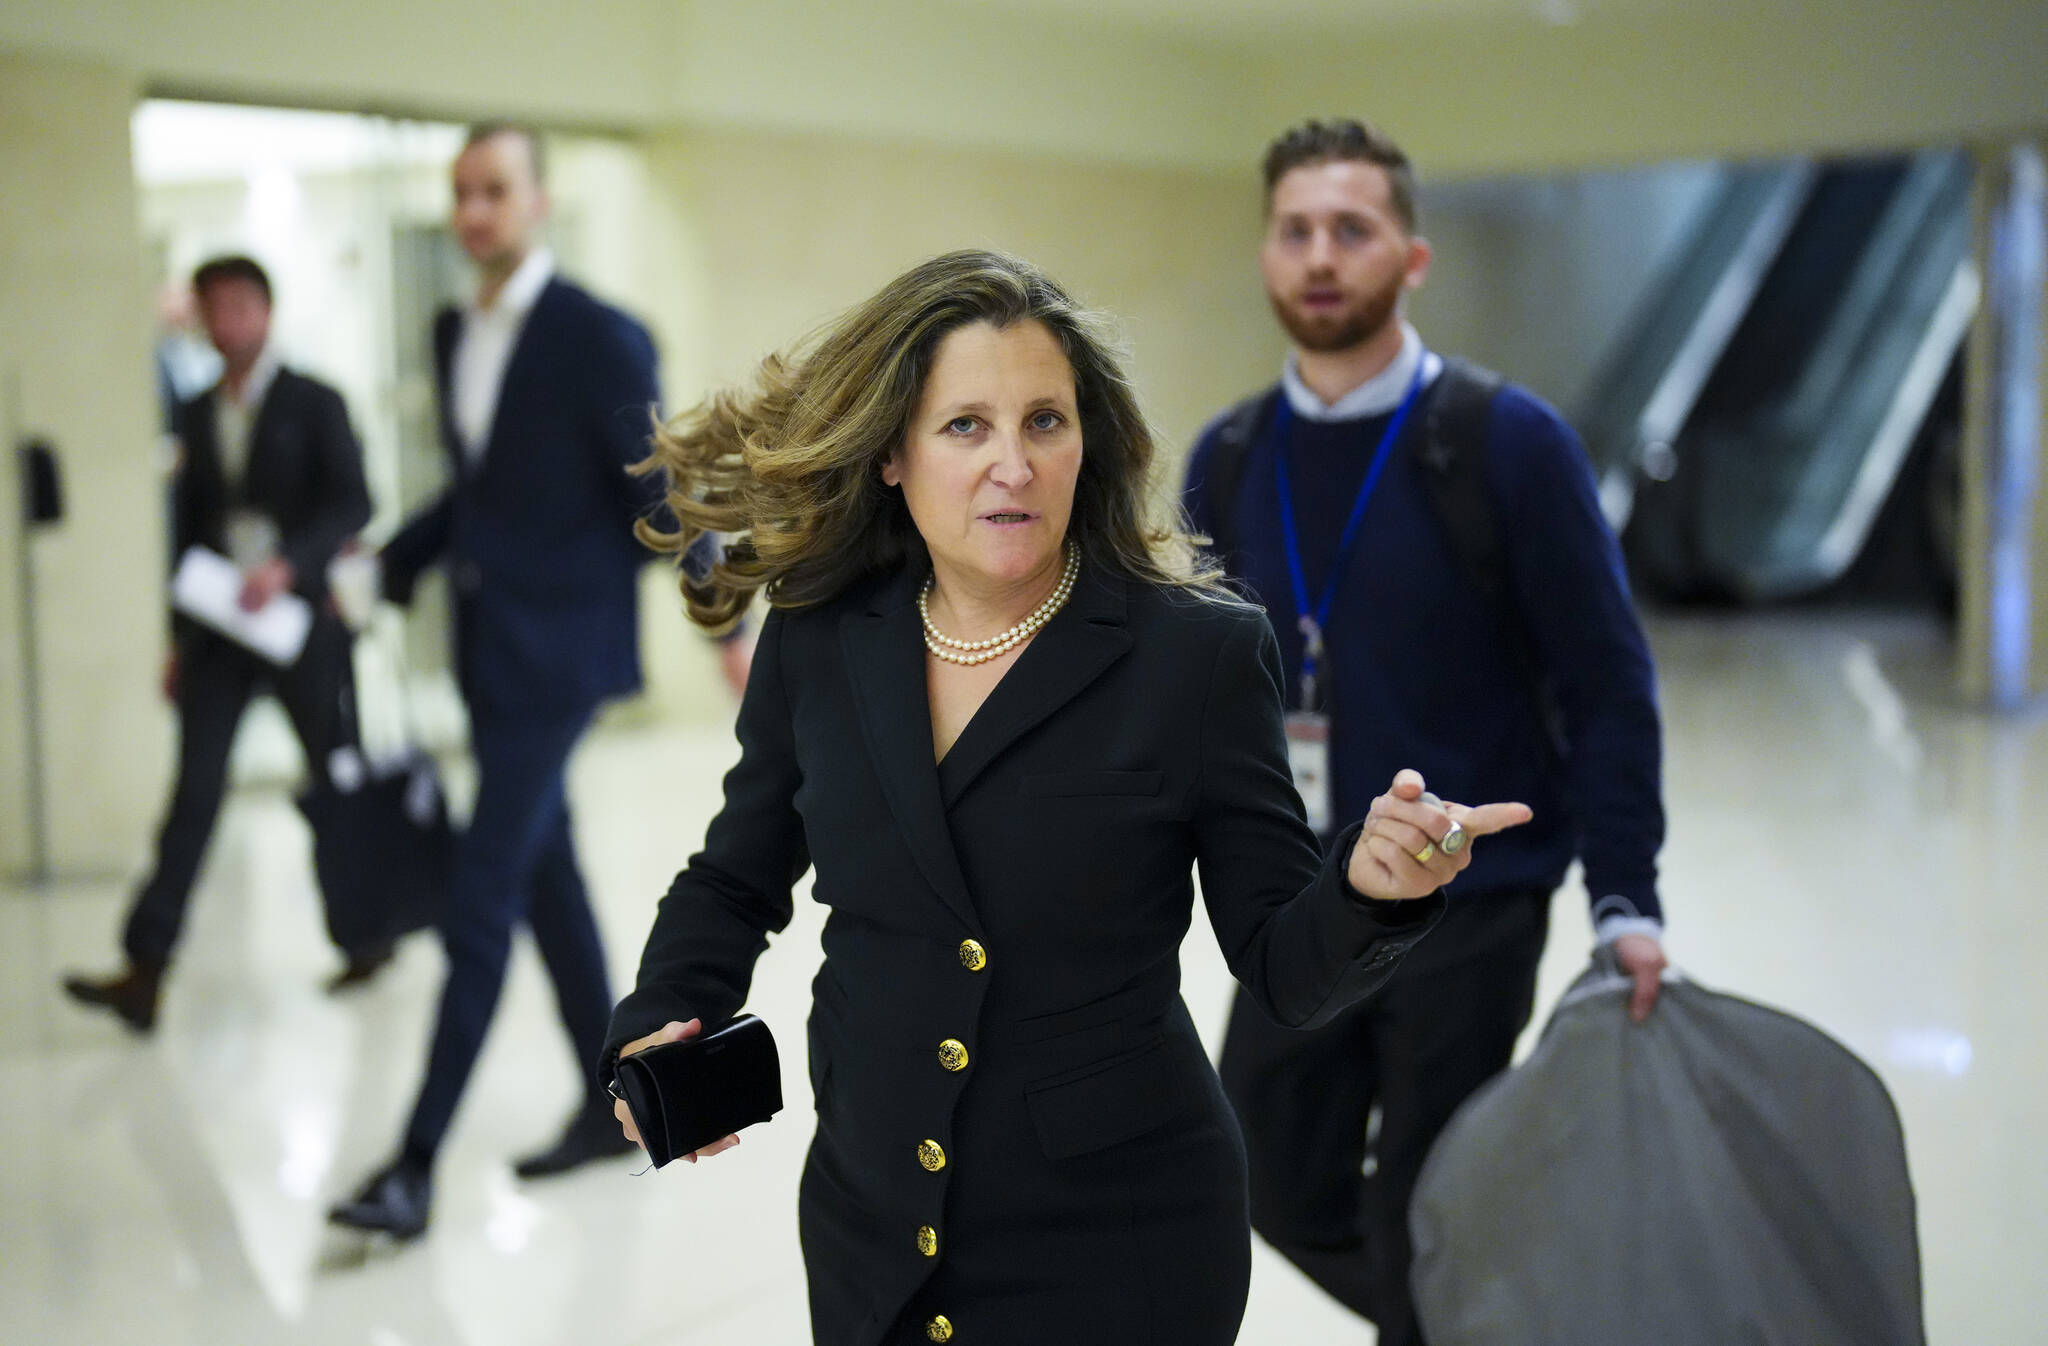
(634, 249), (1221, 632)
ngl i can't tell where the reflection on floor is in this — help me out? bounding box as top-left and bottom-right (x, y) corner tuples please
(3, 611), (2044, 1344)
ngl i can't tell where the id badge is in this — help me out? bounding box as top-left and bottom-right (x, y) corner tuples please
(1283, 711), (1333, 837)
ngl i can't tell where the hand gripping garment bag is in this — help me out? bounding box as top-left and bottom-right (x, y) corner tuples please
(1409, 955), (1925, 1346)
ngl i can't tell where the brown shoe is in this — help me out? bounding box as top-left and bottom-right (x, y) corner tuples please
(325, 941), (397, 994)
(61, 962), (164, 1033)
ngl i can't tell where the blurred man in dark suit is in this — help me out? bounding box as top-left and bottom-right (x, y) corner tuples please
(64, 255), (376, 1031)
(330, 124), (725, 1238)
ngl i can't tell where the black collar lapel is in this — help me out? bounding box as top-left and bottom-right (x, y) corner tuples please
(840, 565), (981, 931)
(935, 563), (1132, 809)
(184, 388), (225, 498)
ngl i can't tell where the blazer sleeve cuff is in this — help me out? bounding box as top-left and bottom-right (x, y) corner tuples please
(1286, 820), (1446, 1030)
(599, 984), (736, 1089)
(1324, 818), (1447, 934)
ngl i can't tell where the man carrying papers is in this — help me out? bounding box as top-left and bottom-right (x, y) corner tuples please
(63, 255), (378, 1031)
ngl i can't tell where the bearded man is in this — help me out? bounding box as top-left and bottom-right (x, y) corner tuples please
(1182, 118), (1671, 1346)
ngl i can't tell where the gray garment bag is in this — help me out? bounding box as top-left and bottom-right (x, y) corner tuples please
(1410, 956), (1926, 1346)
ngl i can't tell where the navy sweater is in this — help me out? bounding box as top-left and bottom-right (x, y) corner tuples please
(1183, 376), (1665, 923)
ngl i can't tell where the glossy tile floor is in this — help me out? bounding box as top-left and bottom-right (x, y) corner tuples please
(4, 610), (2044, 1345)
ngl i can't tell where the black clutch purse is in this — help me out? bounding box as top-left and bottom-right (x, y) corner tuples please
(608, 1014), (784, 1168)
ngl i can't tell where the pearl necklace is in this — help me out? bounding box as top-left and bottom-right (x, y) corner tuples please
(920, 543), (1081, 666)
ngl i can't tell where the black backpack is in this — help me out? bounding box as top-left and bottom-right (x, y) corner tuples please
(1201, 357), (1545, 692)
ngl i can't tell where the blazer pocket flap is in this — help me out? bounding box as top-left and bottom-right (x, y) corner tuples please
(1026, 1041), (1181, 1160)
(1021, 770), (1164, 798)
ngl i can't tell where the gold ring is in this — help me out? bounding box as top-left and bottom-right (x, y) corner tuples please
(1413, 843), (1436, 864)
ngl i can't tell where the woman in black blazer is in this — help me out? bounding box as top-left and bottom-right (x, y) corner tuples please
(604, 251), (1529, 1346)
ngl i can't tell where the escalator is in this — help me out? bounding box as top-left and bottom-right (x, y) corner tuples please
(1574, 160), (1817, 527)
(1585, 150), (1977, 603)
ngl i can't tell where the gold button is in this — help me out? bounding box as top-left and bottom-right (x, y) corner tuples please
(918, 1139), (947, 1171)
(937, 1038), (969, 1072)
(917, 1224), (938, 1257)
(957, 939), (987, 972)
(926, 1316), (954, 1343)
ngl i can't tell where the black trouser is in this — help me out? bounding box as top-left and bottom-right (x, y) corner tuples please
(1218, 886), (1552, 1346)
(123, 615), (358, 966)
(400, 702), (615, 1160)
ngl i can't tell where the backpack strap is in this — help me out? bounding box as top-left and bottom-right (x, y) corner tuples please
(1201, 386), (1280, 561)
(1413, 358), (1551, 704)
(1412, 357), (1508, 608)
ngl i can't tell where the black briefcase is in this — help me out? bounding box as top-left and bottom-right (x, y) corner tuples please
(297, 749), (452, 954)
(609, 1014), (783, 1168)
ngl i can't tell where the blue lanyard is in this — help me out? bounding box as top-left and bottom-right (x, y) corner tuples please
(1273, 364), (1428, 706)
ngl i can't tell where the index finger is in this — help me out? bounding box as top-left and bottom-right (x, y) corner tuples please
(1449, 802), (1534, 837)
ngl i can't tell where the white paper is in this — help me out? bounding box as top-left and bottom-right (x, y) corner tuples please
(170, 546), (312, 666)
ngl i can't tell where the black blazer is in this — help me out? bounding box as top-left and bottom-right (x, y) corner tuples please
(606, 561), (1443, 1344)
(382, 278), (663, 714)
(171, 367), (372, 608)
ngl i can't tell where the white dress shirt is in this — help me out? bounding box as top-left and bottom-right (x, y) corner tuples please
(1280, 321), (1444, 423)
(453, 247), (555, 465)
(212, 343), (283, 567)
(213, 342), (281, 491)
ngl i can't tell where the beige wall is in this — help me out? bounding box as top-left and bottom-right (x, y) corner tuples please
(1246, 0), (2048, 179)
(0, 0), (1246, 169)
(662, 0), (1248, 171)
(0, 0), (675, 132)
(0, 50), (167, 877)
(5, 1), (2043, 178)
